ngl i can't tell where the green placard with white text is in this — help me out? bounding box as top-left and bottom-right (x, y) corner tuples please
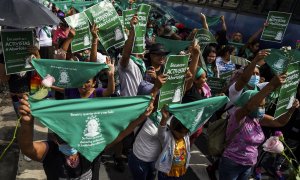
(1, 29), (34, 74)
(158, 55), (189, 110)
(274, 62), (300, 118)
(65, 12), (92, 53)
(261, 11), (291, 43)
(84, 1), (125, 51)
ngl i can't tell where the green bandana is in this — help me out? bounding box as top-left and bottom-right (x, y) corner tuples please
(155, 36), (192, 55)
(149, 111), (162, 127)
(30, 95), (151, 161)
(167, 96), (229, 133)
(31, 59), (108, 88)
(130, 55), (146, 75)
(206, 16), (221, 27)
(234, 90), (259, 107)
(195, 67), (205, 79)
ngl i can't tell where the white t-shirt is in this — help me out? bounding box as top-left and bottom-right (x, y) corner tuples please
(133, 118), (161, 162)
(118, 58), (143, 96)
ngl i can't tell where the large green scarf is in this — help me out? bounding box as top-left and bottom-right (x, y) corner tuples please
(31, 59), (108, 88)
(30, 95), (151, 161)
(155, 36), (192, 55)
(167, 96), (229, 133)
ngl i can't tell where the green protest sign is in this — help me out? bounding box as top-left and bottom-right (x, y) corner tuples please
(230, 55), (250, 67)
(30, 95), (151, 161)
(123, 8), (136, 30)
(84, 1), (125, 51)
(207, 77), (227, 95)
(31, 59), (108, 88)
(167, 96), (229, 133)
(137, 4), (151, 33)
(158, 55), (189, 110)
(274, 62), (300, 118)
(65, 13), (92, 52)
(1, 29), (34, 74)
(265, 49), (287, 74)
(261, 11), (291, 43)
(155, 36), (192, 55)
(132, 26), (145, 54)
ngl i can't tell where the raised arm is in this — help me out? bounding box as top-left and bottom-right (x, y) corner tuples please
(236, 74), (286, 121)
(200, 13), (209, 30)
(102, 58), (115, 97)
(61, 28), (75, 53)
(260, 99), (299, 127)
(120, 15), (138, 68)
(89, 24), (99, 62)
(234, 50), (269, 91)
(185, 41), (201, 93)
(247, 22), (267, 44)
(220, 15), (227, 31)
(18, 95), (48, 162)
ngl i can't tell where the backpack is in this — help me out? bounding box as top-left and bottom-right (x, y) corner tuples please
(207, 105), (245, 156)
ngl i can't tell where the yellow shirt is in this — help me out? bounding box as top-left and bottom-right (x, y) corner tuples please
(167, 138), (187, 177)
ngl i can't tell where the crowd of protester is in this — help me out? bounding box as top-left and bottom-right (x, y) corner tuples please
(0, 0), (299, 179)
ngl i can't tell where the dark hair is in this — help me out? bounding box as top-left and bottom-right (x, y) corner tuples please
(171, 116), (188, 133)
(218, 45), (235, 57)
(203, 46), (217, 63)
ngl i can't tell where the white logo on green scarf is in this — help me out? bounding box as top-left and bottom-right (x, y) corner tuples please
(191, 108), (204, 130)
(59, 70), (70, 84)
(79, 115), (105, 147)
(84, 115), (101, 137)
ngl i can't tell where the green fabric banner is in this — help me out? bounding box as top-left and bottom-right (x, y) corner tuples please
(155, 37), (192, 55)
(84, 1), (126, 51)
(158, 55), (189, 110)
(30, 96), (151, 161)
(1, 29), (34, 74)
(195, 28), (217, 52)
(65, 13), (92, 53)
(206, 16), (221, 27)
(167, 96), (229, 133)
(53, 1), (73, 12)
(31, 59), (108, 88)
(274, 62), (300, 118)
(261, 11), (292, 43)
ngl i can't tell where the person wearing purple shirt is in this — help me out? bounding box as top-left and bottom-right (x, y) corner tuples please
(219, 74), (299, 180)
